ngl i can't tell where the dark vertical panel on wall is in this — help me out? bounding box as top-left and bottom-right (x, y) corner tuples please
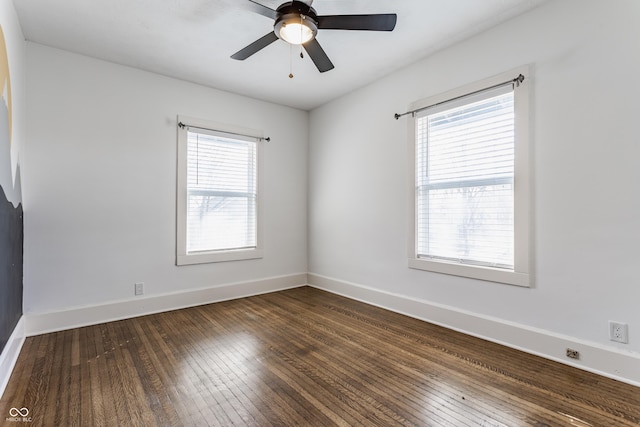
(0, 22), (21, 354)
(0, 181), (22, 353)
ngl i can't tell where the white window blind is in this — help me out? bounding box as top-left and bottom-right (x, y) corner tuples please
(415, 85), (515, 269)
(186, 128), (257, 254)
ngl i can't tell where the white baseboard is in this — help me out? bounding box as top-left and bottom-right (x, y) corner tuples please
(0, 316), (25, 400)
(25, 273), (308, 336)
(308, 273), (640, 387)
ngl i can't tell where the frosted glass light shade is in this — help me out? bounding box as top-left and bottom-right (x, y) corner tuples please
(279, 22), (314, 45)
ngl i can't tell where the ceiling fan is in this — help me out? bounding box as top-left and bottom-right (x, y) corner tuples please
(231, 0), (397, 73)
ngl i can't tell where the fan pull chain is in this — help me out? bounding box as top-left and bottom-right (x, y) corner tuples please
(300, 15), (304, 59)
(289, 43), (294, 78)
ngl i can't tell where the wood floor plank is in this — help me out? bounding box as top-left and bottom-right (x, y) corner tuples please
(92, 324), (121, 425)
(208, 300), (372, 426)
(125, 319), (179, 426)
(258, 291), (512, 424)
(169, 309), (256, 426)
(281, 287), (640, 425)
(177, 311), (274, 426)
(196, 301), (341, 426)
(257, 293), (503, 426)
(142, 314), (216, 426)
(2, 286), (639, 426)
(77, 327), (94, 427)
(19, 334), (49, 414)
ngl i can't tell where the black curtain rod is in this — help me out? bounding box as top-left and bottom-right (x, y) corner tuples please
(178, 121), (270, 142)
(394, 74), (525, 120)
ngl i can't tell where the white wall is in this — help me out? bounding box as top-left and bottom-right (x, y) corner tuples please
(309, 0), (640, 360)
(23, 43), (308, 314)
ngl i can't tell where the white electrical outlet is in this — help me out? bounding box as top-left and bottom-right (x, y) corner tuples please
(134, 282), (144, 296)
(609, 321), (628, 344)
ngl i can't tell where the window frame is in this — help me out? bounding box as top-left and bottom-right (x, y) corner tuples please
(407, 67), (531, 287)
(176, 115), (264, 266)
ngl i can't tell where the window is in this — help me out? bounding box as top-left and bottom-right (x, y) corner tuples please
(176, 116), (263, 265)
(408, 68), (531, 286)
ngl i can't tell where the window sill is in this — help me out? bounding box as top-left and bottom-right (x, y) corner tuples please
(177, 248), (263, 266)
(408, 257), (530, 287)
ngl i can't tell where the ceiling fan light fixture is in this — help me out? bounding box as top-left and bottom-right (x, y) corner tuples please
(280, 22), (313, 44)
(275, 13), (317, 45)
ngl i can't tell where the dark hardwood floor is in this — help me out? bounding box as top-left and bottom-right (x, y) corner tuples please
(1, 286), (639, 426)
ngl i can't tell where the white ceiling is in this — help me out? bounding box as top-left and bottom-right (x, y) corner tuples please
(13, 0), (546, 110)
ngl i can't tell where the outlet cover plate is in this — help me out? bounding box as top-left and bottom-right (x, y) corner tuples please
(566, 348), (580, 359)
(609, 321), (629, 344)
(134, 282), (144, 296)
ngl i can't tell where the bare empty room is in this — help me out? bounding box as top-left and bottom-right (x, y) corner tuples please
(0, 0), (639, 426)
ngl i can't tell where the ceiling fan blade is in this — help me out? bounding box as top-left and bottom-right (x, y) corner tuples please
(231, 32), (279, 60)
(317, 14), (397, 31)
(246, 0), (278, 20)
(303, 39), (334, 73)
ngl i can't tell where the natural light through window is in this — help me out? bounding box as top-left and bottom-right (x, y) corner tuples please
(176, 117), (263, 265)
(408, 68), (531, 286)
(186, 131), (257, 253)
(416, 90), (514, 268)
